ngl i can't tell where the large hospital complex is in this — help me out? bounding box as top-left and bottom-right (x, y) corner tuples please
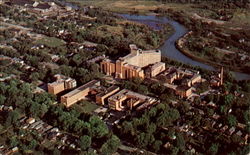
(46, 44), (222, 110)
(100, 44), (166, 79)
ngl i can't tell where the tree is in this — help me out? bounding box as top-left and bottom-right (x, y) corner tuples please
(224, 94), (234, 106)
(227, 114), (237, 127)
(26, 55), (40, 67)
(122, 121), (134, 135)
(220, 105), (227, 115)
(137, 85), (148, 94)
(28, 139), (38, 150)
(89, 63), (99, 73)
(209, 143), (219, 155)
(59, 65), (73, 77)
(171, 146), (179, 155)
(29, 72), (40, 82)
(152, 140), (162, 152)
(167, 128), (175, 139)
(29, 102), (48, 118)
(100, 135), (120, 155)
(242, 82), (250, 93)
(176, 133), (185, 152)
(9, 137), (19, 147)
(5, 110), (20, 127)
(96, 44), (108, 54)
(178, 102), (190, 114)
(193, 96), (201, 105)
(148, 107), (157, 118)
(0, 95), (6, 105)
(244, 111), (250, 124)
(80, 148), (97, 155)
(73, 120), (85, 134)
(204, 94), (214, 102)
(72, 54), (83, 66)
(89, 116), (109, 138)
(169, 108), (180, 122)
(156, 113), (168, 127)
(0, 82), (7, 94)
(192, 114), (202, 127)
(57, 57), (69, 65)
(75, 68), (88, 78)
(146, 123), (156, 134)
(223, 82), (233, 93)
(53, 148), (61, 155)
(79, 135), (92, 151)
(231, 134), (241, 144)
(136, 132), (155, 148)
(206, 108), (215, 117)
(240, 145), (250, 155)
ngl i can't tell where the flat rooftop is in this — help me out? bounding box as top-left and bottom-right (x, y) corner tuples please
(48, 80), (64, 86)
(120, 49), (160, 62)
(150, 62), (165, 70)
(96, 86), (119, 97)
(62, 80), (99, 98)
(124, 63), (141, 70)
(109, 89), (156, 102)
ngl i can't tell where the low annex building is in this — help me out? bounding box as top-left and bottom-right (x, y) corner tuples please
(163, 67), (201, 87)
(100, 44), (165, 79)
(145, 62), (166, 78)
(96, 86), (120, 105)
(108, 89), (159, 111)
(59, 80), (158, 111)
(175, 85), (193, 98)
(60, 80), (120, 107)
(47, 74), (76, 95)
(158, 67), (202, 98)
(61, 80), (100, 107)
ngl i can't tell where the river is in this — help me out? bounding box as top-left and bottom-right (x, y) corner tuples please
(118, 14), (250, 81)
(44, 0), (250, 81)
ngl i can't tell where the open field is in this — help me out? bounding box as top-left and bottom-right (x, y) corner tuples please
(67, 0), (250, 26)
(35, 36), (65, 48)
(73, 101), (99, 114)
(97, 25), (124, 36)
(66, 0), (192, 13)
(230, 9), (250, 27)
(66, 0), (250, 73)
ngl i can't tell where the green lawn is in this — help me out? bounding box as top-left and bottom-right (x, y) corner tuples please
(42, 139), (55, 149)
(73, 100), (99, 114)
(65, 0), (191, 14)
(35, 37), (65, 48)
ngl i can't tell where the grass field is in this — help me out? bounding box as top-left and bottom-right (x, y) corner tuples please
(66, 0), (250, 73)
(35, 37), (65, 48)
(73, 100), (99, 114)
(67, 0), (250, 27)
(230, 9), (250, 27)
(97, 25), (124, 36)
(66, 0), (192, 14)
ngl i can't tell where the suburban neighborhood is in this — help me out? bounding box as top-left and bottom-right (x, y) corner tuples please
(0, 0), (249, 154)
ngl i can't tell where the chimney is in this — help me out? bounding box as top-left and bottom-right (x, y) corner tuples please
(220, 67), (223, 86)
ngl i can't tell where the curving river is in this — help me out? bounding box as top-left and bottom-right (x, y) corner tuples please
(118, 14), (250, 81)
(44, 0), (250, 81)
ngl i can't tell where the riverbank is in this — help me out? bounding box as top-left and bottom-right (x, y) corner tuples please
(154, 6), (250, 74)
(113, 13), (250, 81)
(176, 32), (224, 70)
(61, 0), (250, 80)
(175, 32), (250, 74)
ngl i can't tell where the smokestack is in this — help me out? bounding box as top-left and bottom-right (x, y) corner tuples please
(220, 67), (223, 86)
